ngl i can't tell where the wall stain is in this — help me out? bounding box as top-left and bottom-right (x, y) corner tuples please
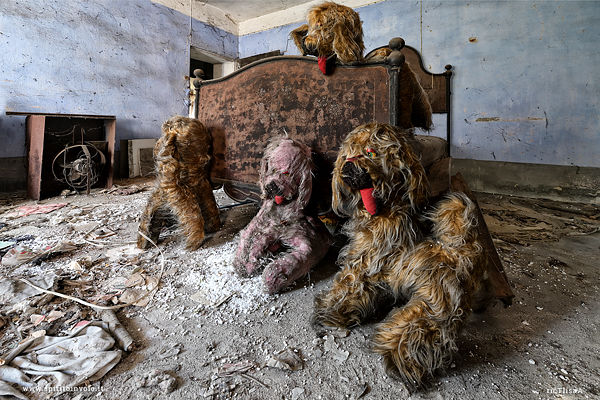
(476, 117), (546, 122)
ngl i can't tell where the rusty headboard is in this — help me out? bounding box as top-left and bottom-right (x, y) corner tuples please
(193, 38), (452, 202)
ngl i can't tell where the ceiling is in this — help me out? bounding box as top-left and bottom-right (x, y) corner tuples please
(153, 0), (380, 35)
(199, 0), (315, 23)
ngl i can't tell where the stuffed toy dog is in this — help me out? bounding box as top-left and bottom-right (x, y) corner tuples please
(313, 122), (428, 328)
(137, 116), (221, 250)
(313, 123), (492, 390)
(290, 1), (365, 74)
(290, 2), (432, 130)
(234, 137), (332, 294)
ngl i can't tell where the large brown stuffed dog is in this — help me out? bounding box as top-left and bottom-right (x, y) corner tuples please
(313, 123), (428, 328)
(313, 123), (492, 390)
(137, 116), (221, 250)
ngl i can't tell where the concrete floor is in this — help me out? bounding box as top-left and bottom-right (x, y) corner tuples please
(1, 183), (599, 399)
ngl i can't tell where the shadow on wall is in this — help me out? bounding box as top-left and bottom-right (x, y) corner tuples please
(0, 116), (28, 158)
(0, 116), (28, 191)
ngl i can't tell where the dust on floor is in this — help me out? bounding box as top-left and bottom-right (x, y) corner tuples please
(1, 180), (599, 400)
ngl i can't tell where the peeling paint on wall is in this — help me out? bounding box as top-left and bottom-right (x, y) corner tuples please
(474, 117), (546, 123)
(0, 0), (237, 158)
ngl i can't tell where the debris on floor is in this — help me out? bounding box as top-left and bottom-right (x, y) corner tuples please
(5, 203), (68, 219)
(0, 180), (599, 399)
(133, 369), (177, 394)
(0, 321), (122, 396)
(477, 193), (600, 245)
(0, 275), (56, 312)
(265, 348), (303, 371)
(323, 335), (350, 364)
(216, 360), (259, 377)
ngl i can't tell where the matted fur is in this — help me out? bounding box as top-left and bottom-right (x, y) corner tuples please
(313, 123), (492, 390)
(290, 1), (365, 64)
(366, 47), (433, 131)
(397, 61), (433, 131)
(233, 137), (332, 294)
(137, 116), (221, 250)
(313, 123), (429, 328)
(372, 192), (493, 390)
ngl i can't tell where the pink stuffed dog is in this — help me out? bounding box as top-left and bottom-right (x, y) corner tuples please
(233, 137), (332, 293)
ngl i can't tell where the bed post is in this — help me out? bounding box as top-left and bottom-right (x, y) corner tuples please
(387, 37), (405, 128)
(192, 69), (204, 119)
(443, 64), (453, 156)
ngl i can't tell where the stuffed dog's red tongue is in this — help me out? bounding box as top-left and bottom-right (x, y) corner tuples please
(360, 187), (377, 215)
(275, 196), (285, 204)
(318, 56), (328, 74)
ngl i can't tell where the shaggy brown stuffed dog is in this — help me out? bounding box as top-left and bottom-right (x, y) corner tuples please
(313, 122), (428, 328)
(137, 116), (221, 250)
(313, 123), (492, 390)
(233, 136), (332, 294)
(290, 1), (365, 74)
(290, 2), (432, 129)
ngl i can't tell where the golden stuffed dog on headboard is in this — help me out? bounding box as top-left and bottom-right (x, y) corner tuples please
(290, 1), (365, 74)
(290, 2), (432, 131)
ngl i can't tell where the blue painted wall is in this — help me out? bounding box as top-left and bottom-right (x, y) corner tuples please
(0, 0), (237, 159)
(239, 1), (600, 168)
(1, 0), (597, 172)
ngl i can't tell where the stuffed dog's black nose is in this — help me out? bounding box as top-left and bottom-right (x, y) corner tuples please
(265, 181), (284, 197)
(302, 39), (319, 57)
(341, 162), (373, 190)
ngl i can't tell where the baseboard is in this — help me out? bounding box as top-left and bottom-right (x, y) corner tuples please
(452, 159), (600, 205)
(0, 157), (27, 191)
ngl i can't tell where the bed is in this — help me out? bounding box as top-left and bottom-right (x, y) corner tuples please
(192, 37), (514, 304)
(193, 38), (448, 200)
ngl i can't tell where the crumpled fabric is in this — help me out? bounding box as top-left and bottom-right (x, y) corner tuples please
(0, 322), (122, 398)
(0, 380), (28, 399)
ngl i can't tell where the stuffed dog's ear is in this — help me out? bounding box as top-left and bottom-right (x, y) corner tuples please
(292, 142), (314, 210)
(331, 155), (361, 217)
(295, 164), (313, 210)
(290, 24), (310, 56)
(155, 129), (178, 160)
(259, 145), (272, 196)
(331, 21), (364, 63)
(379, 124), (429, 211)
